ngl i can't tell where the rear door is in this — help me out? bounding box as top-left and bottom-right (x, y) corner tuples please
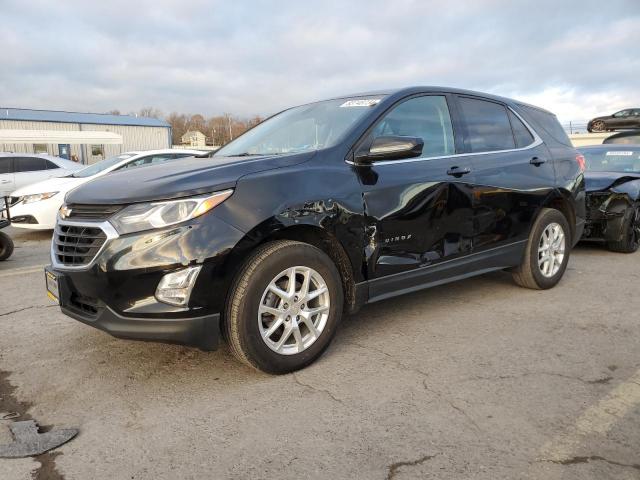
(358, 94), (476, 287)
(13, 157), (51, 191)
(0, 157), (15, 197)
(454, 96), (555, 252)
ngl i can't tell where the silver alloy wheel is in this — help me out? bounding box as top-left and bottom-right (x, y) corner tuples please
(538, 222), (565, 278)
(258, 266), (330, 355)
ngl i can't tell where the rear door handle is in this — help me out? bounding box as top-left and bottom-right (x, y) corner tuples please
(530, 157), (546, 166)
(447, 166), (471, 177)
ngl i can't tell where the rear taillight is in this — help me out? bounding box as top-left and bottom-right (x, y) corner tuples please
(575, 154), (586, 172)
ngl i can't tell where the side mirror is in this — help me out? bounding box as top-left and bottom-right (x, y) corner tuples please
(355, 136), (424, 163)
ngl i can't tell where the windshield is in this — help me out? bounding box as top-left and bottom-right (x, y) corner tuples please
(215, 97), (385, 157)
(72, 153), (136, 178)
(582, 148), (640, 173)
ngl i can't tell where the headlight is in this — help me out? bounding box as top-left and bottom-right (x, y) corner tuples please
(22, 192), (58, 204)
(109, 190), (233, 235)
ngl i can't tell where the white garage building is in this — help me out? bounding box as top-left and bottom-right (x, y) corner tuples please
(0, 108), (171, 164)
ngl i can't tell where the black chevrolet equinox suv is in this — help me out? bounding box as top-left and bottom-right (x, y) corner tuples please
(45, 87), (586, 373)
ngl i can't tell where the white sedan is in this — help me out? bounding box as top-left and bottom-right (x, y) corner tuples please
(9, 149), (203, 230)
(0, 153), (83, 198)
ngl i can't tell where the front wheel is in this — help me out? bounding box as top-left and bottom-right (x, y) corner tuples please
(512, 208), (571, 290)
(591, 120), (607, 132)
(0, 231), (14, 261)
(607, 205), (640, 253)
(225, 240), (344, 374)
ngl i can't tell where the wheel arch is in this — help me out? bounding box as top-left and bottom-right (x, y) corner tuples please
(541, 190), (577, 243)
(222, 220), (363, 317)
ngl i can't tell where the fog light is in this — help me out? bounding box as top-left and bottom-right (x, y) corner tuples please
(155, 266), (202, 307)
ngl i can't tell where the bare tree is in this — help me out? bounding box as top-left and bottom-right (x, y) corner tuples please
(139, 107), (163, 119)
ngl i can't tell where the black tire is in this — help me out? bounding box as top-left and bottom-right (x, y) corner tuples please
(607, 205), (640, 253)
(225, 240), (344, 374)
(0, 231), (14, 261)
(512, 208), (571, 290)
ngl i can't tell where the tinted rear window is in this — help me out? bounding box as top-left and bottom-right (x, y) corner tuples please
(519, 105), (572, 147)
(16, 157), (47, 172)
(458, 97), (515, 153)
(508, 111), (535, 148)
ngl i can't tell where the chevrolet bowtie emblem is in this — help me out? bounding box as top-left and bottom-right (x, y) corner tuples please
(59, 205), (72, 219)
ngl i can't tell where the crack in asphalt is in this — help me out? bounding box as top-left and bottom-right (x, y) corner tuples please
(347, 341), (485, 437)
(291, 373), (344, 405)
(386, 454), (437, 479)
(470, 372), (614, 385)
(546, 455), (640, 471)
(0, 370), (64, 479)
(0, 305), (57, 317)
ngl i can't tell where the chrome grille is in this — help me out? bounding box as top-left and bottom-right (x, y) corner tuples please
(53, 224), (107, 267)
(66, 203), (123, 221)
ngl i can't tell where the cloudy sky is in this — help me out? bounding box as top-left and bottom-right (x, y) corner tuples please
(1, 0), (638, 124)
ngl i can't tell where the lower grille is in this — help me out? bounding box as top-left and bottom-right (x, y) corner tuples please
(69, 293), (100, 317)
(53, 224), (107, 267)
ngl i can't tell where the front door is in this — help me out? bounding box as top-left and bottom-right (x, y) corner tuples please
(356, 94), (475, 293)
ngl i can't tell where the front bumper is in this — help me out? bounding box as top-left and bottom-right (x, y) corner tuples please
(10, 197), (61, 230)
(47, 265), (221, 350)
(48, 212), (246, 350)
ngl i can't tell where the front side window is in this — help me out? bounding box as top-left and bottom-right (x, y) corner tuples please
(458, 97), (515, 153)
(16, 157), (47, 172)
(369, 95), (455, 158)
(216, 97), (385, 157)
(614, 110), (631, 118)
(45, 160), (59, 170)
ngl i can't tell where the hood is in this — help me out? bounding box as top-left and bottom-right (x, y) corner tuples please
(11, 175), (84, 196)
(585, 171), (640, 192)
(66, 152), (315, 205)
(590, 115), (612, 123)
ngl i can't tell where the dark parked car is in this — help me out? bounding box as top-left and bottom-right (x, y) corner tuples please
(603, 131), (640, 145)
(587, 108), (640, 132)
(45, 87), (586, 373)
(579, 144), (640, 252)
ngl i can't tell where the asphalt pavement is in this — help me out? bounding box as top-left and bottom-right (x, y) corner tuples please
(1, 226), (639, 479)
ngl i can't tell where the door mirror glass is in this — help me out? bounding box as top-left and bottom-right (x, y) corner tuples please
(356, 135), (424, 163)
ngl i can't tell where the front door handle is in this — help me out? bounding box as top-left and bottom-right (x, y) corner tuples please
(447, 166), (471, 177)
(530, 157), (546, 166)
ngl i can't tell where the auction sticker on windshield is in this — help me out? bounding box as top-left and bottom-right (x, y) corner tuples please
(340, 99), (382, 107)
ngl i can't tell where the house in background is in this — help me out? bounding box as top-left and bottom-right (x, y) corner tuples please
(181, 130), (207, 148)
(0, 108), (171, 164)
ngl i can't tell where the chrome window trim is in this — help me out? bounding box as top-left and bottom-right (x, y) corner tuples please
(347, 106), (543, 166)
(50, 219), (119, 271)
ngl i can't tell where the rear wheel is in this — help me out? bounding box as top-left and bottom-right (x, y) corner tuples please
(512, 208), (571, 290)
(607, 205), (640, 253)
(225, 240), (343, 374)
(0, 232), (14, 261)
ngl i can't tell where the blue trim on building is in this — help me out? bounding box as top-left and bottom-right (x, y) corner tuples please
(0, 107), (170, 128)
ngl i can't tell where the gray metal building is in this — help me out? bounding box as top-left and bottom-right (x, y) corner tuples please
(0, 108), (171, 164)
